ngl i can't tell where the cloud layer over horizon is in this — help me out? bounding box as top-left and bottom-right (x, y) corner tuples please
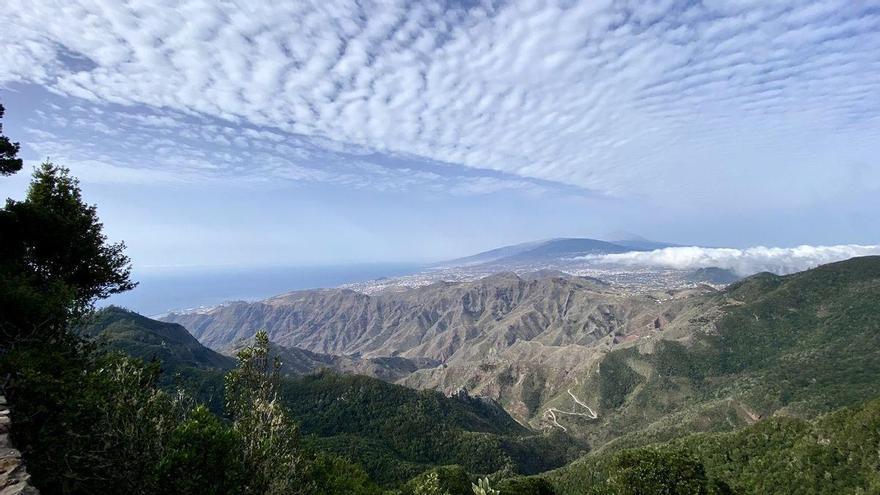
(589, 245), (880, 276)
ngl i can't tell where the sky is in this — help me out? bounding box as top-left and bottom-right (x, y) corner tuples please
(2, 0), (879, 270)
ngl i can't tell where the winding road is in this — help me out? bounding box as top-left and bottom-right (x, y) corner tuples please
(544, 389), (598, 432)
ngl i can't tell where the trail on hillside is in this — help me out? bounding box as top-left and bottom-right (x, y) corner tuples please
(544, 389), (598, 432)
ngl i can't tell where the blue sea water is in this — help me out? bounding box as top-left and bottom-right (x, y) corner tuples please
(104, 263), (423, 316)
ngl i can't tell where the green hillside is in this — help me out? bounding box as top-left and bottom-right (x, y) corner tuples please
(544, 396), (880, 494)
(80, 306), (236, 371)
(79, 307), (583, 486)
(550, 256), (880, 452)
(283, 372), (585, 485)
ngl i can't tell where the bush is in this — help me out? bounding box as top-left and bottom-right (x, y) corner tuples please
(153, 405), (244, 494)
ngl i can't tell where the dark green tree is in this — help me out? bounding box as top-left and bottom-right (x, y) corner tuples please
(598, 448), (712, 495)
(153, 405), (245, 495)
(0, 161), (135, 344)
(0, 103), (23, 175)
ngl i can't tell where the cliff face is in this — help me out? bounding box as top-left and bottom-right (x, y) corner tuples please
(0, 394), (40, 495)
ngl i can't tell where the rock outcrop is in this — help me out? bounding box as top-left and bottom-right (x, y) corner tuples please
(0, 394), (39, 495)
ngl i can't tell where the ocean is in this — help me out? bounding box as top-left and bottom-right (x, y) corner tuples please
(104, 263), (423, 316)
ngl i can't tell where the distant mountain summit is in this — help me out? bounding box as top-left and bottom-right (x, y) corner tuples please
(438, 237), (648, 268)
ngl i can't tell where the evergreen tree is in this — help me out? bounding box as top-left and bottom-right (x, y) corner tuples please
(0, 161), (135, 344)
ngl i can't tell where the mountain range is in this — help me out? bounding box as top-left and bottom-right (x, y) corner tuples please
(87, 255), (880, 492)
(159, 256), (880, 437)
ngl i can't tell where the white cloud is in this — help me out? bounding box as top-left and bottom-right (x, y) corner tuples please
(2, 0), (878, 202)
(588, 245), (880, 276)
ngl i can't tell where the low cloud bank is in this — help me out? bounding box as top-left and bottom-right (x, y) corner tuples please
(587, 245), (880, 276)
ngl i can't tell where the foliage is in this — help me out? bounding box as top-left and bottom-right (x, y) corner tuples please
(1, 340), (189, 494)
(306, 452), (383, 495)
(280, 370), (582, 485)
(494, 477), (556, 495)
(0, 161), (134, 345)
(403, 466), (472, 495)
(79, 306), (234, 372)
(598, 349), (644, 410)
(412, 472), (449, 495)
(567, 256), (880, 454)
(596, 448), (715, 495)
(152, 405), (244, 494)
(0, 102), (23, 175)
(472, 477), (500, 495)
(545, 396), (880, 495)
(1, 153), (380, 495)
(225, 330), (310, 494)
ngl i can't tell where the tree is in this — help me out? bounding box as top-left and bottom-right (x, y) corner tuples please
(153, 405), (245, 495)
(225, 331), (310, 495)
(0, 103), (23, 175)
(0, 161), (135, 344)
(598, 448), (712, 495)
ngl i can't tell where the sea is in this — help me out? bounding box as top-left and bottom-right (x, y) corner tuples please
(104, 263), (423, 316)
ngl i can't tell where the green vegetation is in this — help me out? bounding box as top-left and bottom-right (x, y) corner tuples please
(0, 161), (135, 346)
(560, 256), (880, 453)
(283, 372), (584, 485)
(544, 397), (880, 494)
(2, 326), (382, 494)
(76, 308), (584, 487)
(0, 103), (23, 175)
(0, 119), (378, 494)
(80, 306), (235, 371)
(598, 350), (644, 410)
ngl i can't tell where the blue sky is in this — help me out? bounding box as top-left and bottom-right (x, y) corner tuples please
(2, 0), (879, 269)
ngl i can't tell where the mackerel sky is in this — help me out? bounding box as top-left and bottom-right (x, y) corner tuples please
(2, 0), (879, 267)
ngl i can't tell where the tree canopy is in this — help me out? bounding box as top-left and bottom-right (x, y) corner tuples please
(1, 161), (135, 344)
(0, 103), (23, 175)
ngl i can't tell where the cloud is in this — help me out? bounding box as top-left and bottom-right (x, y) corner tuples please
(14, 96), (555, 196)
(2, 0), (878, 202)
(587, 245), (880, 276)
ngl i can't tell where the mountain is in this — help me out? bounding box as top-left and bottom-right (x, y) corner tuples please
(527, 255), (880, 451)
(438, 237), (638, 268)
(162, 272), (713, 424)
(604, 231), (679, 251)
(161, 272), (703, 365)
(608, 238), (677, 251)
(436, 239), (549, 266)
(89, 257), (880, 492)
(80, 306), (235, 371)
(84, 306), (427, 383)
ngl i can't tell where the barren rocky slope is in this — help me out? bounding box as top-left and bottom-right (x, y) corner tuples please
(163, 273), (710, 363)
(163, 273), (714, 422)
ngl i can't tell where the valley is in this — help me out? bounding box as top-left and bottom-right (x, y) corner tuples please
(76, 255), (880, 493)
(149, 256), (880, 485)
